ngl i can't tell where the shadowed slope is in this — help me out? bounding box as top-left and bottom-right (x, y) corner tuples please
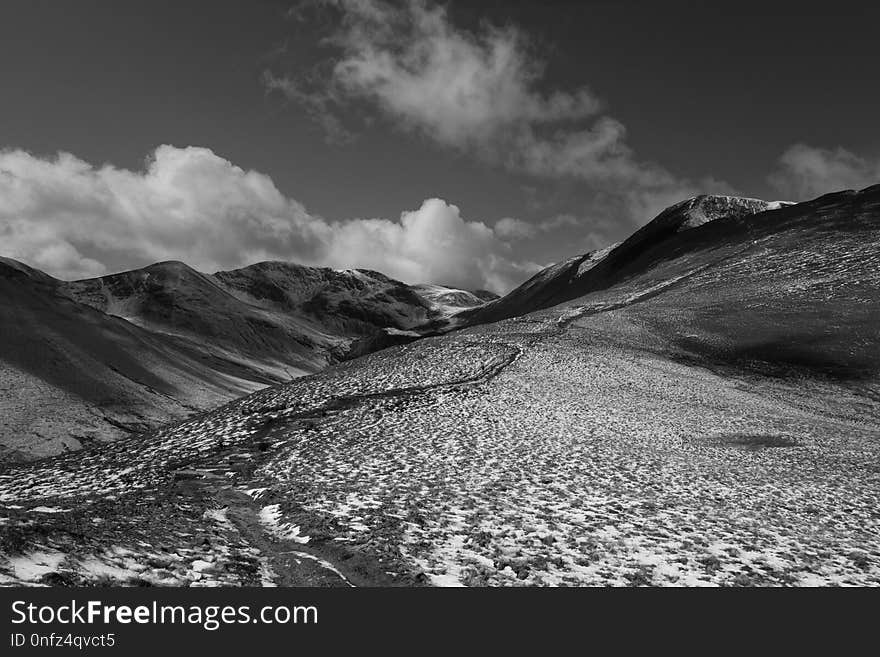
(66, 261), (334, 378)
(0, 260), (265, 461)
(213, 261), (434, 336)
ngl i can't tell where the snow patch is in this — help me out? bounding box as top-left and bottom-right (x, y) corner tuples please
(243, 487), (269, 500)
(202, 507), (230, 525)
(259, 504), (310, 544)
(385, 328), (421, 337)
(7, 550), (67, 582)
(289, 551), (355, 587)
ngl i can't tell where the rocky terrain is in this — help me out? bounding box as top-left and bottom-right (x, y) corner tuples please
(0, 186), (878, 587)
(0, 258), (494, 461)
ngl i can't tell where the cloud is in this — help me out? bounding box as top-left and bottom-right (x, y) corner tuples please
(537, 214), (583, 233)
(270, 0), (617, 178)
(326, 0), (602, 150)
(769, 144), (880, 200)
(496, 213), (591, 242)
(494, 217), (536, 240)
(268, 0), (733, 229)
(0, 145), (533, 293)
(324, 198), (541, 292)
(263, 70), (355, 145)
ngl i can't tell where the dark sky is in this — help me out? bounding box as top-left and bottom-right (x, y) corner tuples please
(0, 0), (878, 288)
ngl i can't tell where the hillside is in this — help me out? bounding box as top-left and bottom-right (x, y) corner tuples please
(66, 261), (369, 380)
(0, 258), (264, 462)
(1, 185), (877, 586)
(411, 284), (499, 315)
(0, 258), (495, 461)
(459, 195), (790, 326)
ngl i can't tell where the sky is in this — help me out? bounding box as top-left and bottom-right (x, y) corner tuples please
(0, 0), (878, 292)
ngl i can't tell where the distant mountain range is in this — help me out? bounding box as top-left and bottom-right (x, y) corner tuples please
(0, 258), (496, 461)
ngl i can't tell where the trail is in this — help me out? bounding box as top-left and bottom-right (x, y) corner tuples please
(244, 342), (524, 431)
(217, 487), (356, 587)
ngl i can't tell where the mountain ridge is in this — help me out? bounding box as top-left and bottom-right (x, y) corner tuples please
(458, 193), (795, 326)
(0, 256), (497, 461)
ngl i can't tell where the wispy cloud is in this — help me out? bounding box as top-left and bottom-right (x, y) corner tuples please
(263, 70), (355, 145)
(495, 213), (583, 242)
(266, 0), (731, 223)
(494, 217), (537, 241)
(769, 144), (880, 200)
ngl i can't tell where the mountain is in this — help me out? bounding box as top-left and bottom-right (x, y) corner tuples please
(2, 185), (877, 587)
(0, 258), (494, 461)
(463, 187), (879, 380)
(213, 262), (436, 335)
(66, 261), (412, 378)
(0, 258), (265, 462)
(411, 284), (498, 315)
(459, 195), (791, 326)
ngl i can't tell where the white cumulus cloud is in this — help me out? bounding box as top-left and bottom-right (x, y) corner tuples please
(0, 145), (534, 292)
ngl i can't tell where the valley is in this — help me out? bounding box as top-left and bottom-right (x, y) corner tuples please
(0, 186), (878, 586)
(0, 258), (494, 461)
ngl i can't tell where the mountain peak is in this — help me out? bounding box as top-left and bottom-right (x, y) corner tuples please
(658, 194), (792, 232)
(459, 192), (797, 327)
(142, 260), (201, 275)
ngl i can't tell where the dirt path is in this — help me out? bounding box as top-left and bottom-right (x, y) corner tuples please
(222, 343), (528, 586)
(217, 488), (355, 587)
